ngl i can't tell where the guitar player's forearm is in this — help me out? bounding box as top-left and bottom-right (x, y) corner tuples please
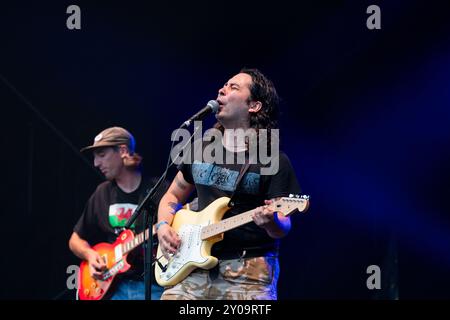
(69, 232), (95, 260)
(264, 214), (292, 239)
(157, 171), (194, 226)
(157, 192), (181, 226)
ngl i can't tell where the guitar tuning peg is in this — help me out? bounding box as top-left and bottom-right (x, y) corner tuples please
(289, 194), (294, 198)
(295, 194), (300, 198)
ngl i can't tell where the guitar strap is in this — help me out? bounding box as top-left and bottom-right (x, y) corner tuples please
(228, 159), (251, 208)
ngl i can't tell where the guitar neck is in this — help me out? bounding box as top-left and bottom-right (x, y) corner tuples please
(201, 208), (257, 240)
(121, 228), (150, 255)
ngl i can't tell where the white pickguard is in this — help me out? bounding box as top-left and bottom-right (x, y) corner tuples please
(160, 224), (207, 282)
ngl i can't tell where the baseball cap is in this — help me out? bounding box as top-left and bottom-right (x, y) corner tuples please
(80, 126), (136, 153)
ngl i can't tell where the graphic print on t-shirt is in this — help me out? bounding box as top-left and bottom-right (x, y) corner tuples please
(108, 203), (137, 228)
(191, 161), (260, 194)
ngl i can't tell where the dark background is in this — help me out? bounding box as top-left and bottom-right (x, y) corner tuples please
(1, 0), (449, 299)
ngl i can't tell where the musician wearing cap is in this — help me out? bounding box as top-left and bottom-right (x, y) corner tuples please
(69, 126), (167, 300)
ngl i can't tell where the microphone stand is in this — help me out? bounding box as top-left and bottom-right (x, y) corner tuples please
(124, 175), (164, 300)
(124, 121), (203, 300)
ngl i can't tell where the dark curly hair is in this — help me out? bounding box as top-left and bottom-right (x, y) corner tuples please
(214, 68), (280, 134)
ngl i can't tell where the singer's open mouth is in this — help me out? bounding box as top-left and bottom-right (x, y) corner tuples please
(217, 99), (225, 111)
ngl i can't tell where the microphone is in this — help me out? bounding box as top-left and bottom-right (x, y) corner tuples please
(183, 100), (219, 127)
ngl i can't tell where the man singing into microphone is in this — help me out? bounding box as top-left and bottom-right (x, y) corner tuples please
(156, 68), (302, 300)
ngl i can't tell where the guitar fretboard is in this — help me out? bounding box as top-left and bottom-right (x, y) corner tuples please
(200, 209), (257, 240)
(121, 229), (150, 254)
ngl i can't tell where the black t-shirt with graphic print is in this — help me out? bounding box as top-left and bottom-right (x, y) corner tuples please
(178, 146), (301, 256)
(74, 176), (167, 280)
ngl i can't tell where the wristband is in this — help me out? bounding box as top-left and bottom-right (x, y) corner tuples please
(155, 220), (169, 232)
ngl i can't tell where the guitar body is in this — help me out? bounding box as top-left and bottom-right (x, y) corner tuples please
(154, 197), (231, 287)
(154, 194), (310, 287)
(77, 229), (134, 300)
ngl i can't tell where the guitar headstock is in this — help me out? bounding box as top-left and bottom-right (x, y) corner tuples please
(271, 194), (310, 217)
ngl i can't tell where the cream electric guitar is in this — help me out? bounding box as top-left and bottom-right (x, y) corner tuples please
(154, 194), (310, 287)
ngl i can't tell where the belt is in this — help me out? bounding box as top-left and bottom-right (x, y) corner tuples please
(214, 248), (278, 260)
